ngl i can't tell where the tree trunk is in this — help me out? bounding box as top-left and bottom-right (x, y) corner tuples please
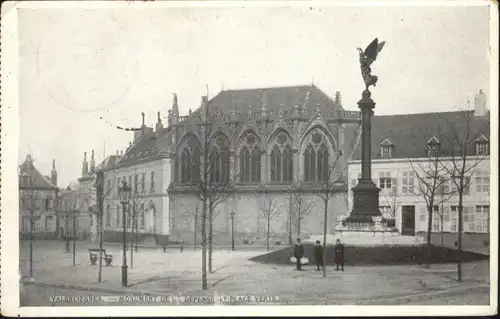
(288, 194), (292, 245)
(130, 218), (134, 269)
(322, 198), (328, 278)
(208, 206), (213, 274)
(98, 213), (104, 282)
(194, 211), (198, 251)
(457, 193), (463, 282)
(72, 214), (76, 266)
(267, 217), (270, 252)
(297, 214), (301, 239)
(201, 199), (208, 290)
(426, 203), (434, 268)
(440, 215), (444, 247)
(135, 219), (138, 253)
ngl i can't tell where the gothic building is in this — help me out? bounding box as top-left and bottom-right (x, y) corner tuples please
(167, 84), (361, 246)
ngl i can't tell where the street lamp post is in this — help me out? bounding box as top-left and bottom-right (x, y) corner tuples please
(119, 180), (131, 287)
(230, 211), (235, 251)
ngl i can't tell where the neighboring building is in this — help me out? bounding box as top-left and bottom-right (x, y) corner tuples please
(167, 84), (361, 245)
(348, 90), (490, 248)
(59, 150), (120, 241)
(18, 154), (59, 239)
(101, 112), (172, 245)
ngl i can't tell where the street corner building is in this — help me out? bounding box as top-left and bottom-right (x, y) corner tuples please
(99, 84), (363, 246)
(347, 89), (490, 249)
(18, 155), (59, 239)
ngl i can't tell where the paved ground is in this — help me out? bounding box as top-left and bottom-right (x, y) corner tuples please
(19, 240), (491, 306)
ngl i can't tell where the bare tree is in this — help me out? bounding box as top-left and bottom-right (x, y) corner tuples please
(182, 202), (199, 250)
(190, 96), (238, 289)
(438, 108), (488, 281)
(128, 193), (145, 268)
(406, 125), (455, 267)
(293, 192), (315, 239)
(311, 151), (344, 278)
(92, 170), (117, 283)
(257, 186), (280, 252)
(380, 189), (400, 226)
(59, 189), (83, 266)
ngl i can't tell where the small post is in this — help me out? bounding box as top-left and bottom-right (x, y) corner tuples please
(230, 211), (236, 251)
(180, 240), (184, 252)
(72, 211), (76, 266)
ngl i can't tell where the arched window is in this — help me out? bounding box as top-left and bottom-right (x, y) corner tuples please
(317, 144), (329, 181)
(181, 148), (191, 183)
(209, 135), (230, 185)
(239, 146), (250, 183)
(251, 146), (261, 182)
(106, 204), (111, 227)
(140, 203), (145, 228)
(305, 145), (316, 182)
(191, 146), (200, 182)
(303, 130), (331, 182)
(270, 146), (282, 182)
(283, 145), (293, 182)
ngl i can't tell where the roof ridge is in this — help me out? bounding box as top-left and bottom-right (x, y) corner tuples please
(220, 83), (312, 93)
(374, 110), (476, 117)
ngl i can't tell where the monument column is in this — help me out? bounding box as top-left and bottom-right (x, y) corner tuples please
(348, 89), (381, 224)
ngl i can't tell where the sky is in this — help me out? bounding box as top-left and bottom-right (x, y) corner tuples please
(17, 3), (492, 188)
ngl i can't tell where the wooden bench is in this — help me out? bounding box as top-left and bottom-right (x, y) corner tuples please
(88, 248), (113, 266)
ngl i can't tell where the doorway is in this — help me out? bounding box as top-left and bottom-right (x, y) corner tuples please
(401, 205), (415, 236)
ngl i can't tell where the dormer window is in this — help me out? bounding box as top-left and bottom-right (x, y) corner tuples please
(427, 136), (440, 157)
(475, 134), (489, 155)
(380, 139), (394, 159)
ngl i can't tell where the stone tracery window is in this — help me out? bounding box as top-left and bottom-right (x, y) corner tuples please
(209, 135), (230, 185)
(179, 135), (200, 184)
(304, 130), (330, 182)
(239, 136), (262, 184)
(270, 132), (293, 183)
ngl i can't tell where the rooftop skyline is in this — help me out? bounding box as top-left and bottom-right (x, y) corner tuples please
(18, 4), (492, 187)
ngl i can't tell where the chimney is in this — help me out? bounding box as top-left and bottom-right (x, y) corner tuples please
(134, 112), (146, 142)
(474, 89), (487, 116)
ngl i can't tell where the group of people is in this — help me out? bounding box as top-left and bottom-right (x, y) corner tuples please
(293, 238), (345, 272)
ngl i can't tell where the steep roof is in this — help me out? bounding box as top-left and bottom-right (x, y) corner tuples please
(351, 110), (490, 160)
(111, 127), (172, 169)
(205, 84), (342, 117)
(18, 155), (57, 190)
(96, 154), (120, 171)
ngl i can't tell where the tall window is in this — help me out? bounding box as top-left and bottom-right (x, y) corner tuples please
(107, 180), (111, 195)
(475, 205), (489, 233)
(134, 174), (138, 193)
(475, 170), (489, 193)
(116, 177), (121, 197)
(141, 173), (145, 193)
(150, 171), (155, 193)
(303, 132), (329, 183)
(45, 215), (53, 231)
(432, 206), (440, 232)
(379, 172), (396, 193)
(451, 218), (457, 232)
(140, 203), (145, 228)
(401, 171), (415, 194)
(106, 204), (111, 227)
(180, 136), (201, 184)
(45, 198), (50, 210)
(240, 144), (262, 183)
(452, 177), (470, 195)
(462, 206), (474, 231)
(116, 205), (120, 227)
(209, 135), (230, 185)
(270, 146), (282, 182)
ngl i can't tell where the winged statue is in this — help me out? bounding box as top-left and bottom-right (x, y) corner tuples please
(357, 38), (386, 90)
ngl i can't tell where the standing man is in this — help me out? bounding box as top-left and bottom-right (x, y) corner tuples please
(293, 238), (304, 271)
(334, 239), (345, 271)
(313, 240), (324, 271)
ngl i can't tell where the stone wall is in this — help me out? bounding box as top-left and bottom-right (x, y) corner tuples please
(169, 191), (348, 245)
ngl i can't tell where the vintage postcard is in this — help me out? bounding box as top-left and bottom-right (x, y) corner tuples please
(1, 0), (498, 317)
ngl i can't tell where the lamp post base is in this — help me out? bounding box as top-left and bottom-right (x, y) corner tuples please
(121, 265), (128, 287)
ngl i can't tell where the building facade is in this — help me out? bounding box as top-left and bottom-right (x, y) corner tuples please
(347, 90), (490, 248)
(102, 112), (172, 245)
(167, 84), (361, 245)
(18, 154), (59, 239)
